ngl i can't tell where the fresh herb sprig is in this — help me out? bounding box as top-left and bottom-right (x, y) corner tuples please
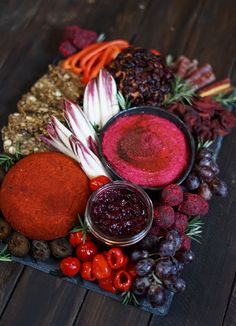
(213, 89), (236, 107)
(0, 245), (12, 262)
(197, 138), (213, 151)
(166, 54), (174, 67)
(0, 146), (23, 172)
(185, 217), (204, 243)
(117, 91), (131, 110)
(121, 290), (139, 306)
(164, 75), (195, 106)
(70, 214), (88, 244)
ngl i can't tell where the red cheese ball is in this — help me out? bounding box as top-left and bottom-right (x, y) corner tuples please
(0, 152), (90, 240)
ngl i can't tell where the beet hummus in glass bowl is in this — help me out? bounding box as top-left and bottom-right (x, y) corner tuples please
(98, 107), (195, 191)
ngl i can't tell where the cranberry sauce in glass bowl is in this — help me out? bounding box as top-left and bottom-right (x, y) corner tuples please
(85, 181), (153, 246)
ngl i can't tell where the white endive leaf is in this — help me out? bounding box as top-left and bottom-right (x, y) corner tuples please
(64, 99), (97, 148)
(83, 78), (102, 128)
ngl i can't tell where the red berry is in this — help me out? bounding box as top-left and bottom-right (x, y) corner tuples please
(161, 184), (183, 206)
(178, 193), (209, 216)
(59, 40), (77, 58)
(174, 213), (188, 233)
(149, 226), (167, 237)
(72, 29), (97, 49)
(62, 25), (81, 41)
(76, 241), (98, 262)
(181, 234), (191, 251)
(60, 257), (81, 277)
(153, 205), (175, 228)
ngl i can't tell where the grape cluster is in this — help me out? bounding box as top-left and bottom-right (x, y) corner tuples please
(131, 230), (194, 308)
(185, 147), (228, 201)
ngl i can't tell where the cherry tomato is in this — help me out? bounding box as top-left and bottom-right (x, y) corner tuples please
(99, 276), (117, 294)
(113, 270), (132, 292)
(106, 248), (126, 270)
(90, 175), (111, 191)
(76, 241), (98, 262)
(60, 257), (81, 277)
(69, 232), (91, 247)
(92, 254), (111, 279)
(126, 263), (137, 279)
(80, 262), (96, 281)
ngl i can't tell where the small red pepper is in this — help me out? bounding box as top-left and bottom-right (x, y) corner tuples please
(80, 262), (96, 281)
(113, 270), (132, 292)
(126, 263), (137, 280)
(99, 276), (117, 294)
(106, 248), (126, 270)
(90, 176), (111, 192)
(92, 254), (111, 279)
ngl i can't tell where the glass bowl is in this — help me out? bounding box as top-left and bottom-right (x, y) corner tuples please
(85, 181), (153, 247)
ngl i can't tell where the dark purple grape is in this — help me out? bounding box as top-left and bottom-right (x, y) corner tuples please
(176, 250), (195, 264)
(198, 166), (214, 181)
(136, 258), (155, 276)
(210, 178), (228, 197)
(147, 284), (166, 307)
(172, 259), (184, 275)
(197, 148), (213, 160)
(131, 250), (149, 262)
(132, 276), (151, 296)
(164, 276), (186, 293)
(198, 157), (213, 168)
(198, 182), (212, 201)
(211, 162), (220, 175)
(138, 234), (159, 250)
(158, 240), (176, 257)
(155, 258), (173, 279)
(166, 230), (182, 251)
(185, 173), (200, 190)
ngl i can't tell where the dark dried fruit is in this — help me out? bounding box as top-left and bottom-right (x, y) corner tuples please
(0, 218), (11, 240)
(32, 240), (50, 261)
(50, 238), (73, 258)
(107, 47), (173, 106)
(8, 232), (30, 257)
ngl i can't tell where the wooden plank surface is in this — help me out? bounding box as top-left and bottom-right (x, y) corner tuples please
(0, 1), (236, 326)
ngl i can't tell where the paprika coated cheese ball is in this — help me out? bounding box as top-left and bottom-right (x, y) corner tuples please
(0, 152), (90, 240)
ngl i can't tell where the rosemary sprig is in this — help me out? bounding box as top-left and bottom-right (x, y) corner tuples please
(117, 91), (131, 110)
(164, 75), (195, 106)
(185, 217), (204, 243)
(121, 290), (140, 306)
(0, 245), (12, 262)
(213, 89), (236, 107)
(197, 137), (213, 151)
(0, 145), (23, 172)
(70, 215), (88, 244)
(96, 33), (106, 43)
(166, 54), (174, 67)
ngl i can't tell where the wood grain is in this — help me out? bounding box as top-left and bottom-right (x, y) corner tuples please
(0, 267), (87, 326)
(0, 0), (236, 325)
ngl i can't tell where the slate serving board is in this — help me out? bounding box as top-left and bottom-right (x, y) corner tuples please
(0, 133), (224, 316)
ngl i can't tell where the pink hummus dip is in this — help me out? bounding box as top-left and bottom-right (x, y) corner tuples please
(101, 114), (190, 187)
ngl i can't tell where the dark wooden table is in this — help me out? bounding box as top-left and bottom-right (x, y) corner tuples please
(0, 1), (236, 325)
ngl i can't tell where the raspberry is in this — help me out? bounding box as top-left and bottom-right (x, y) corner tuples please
(59, 40), (77, 58)
(161, 184), (183, 206)
(153, 205), (175, 229)
(178, 193), (209, 216)
(73, 29), (97, 49)
(181, 234), (191, 251)
(63, 25), (81, 41)
(174, 213), (188, 233)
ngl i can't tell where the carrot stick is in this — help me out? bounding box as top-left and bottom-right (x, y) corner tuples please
(80, 40), (129, 70)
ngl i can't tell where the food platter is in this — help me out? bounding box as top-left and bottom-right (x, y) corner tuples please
(0, 25), (236, 316)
